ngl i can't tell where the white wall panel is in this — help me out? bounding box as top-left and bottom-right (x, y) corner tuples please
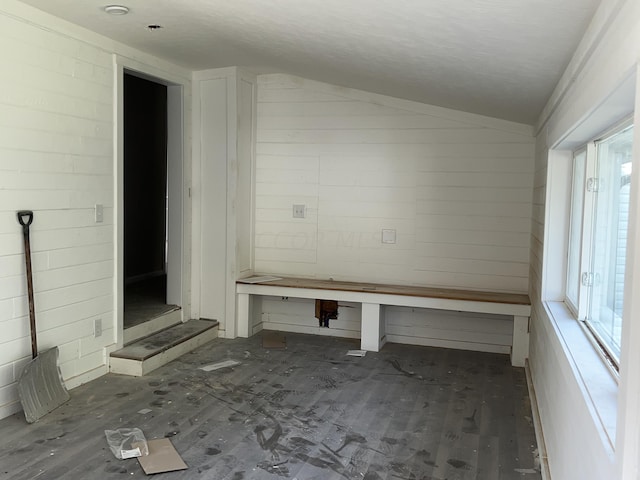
(0, 0), (116, 414)
(192, 68), (257, 336)
(386, 307), (512, 346)
(258, 115), (489, 130)
(257, 128), (532, 145)
(528, 0), (640, 478)
(258, 101), (418, 118)
(198, 77), (228, 325)
(415, 215), (531, 233)
(417, 185), (531, 202)
(261, 297), (361, 339)
(0, 0), (192, 420)
(255, 74), (534, 296)
(257, 142), (533, 159)
(237, 78), (256, 276)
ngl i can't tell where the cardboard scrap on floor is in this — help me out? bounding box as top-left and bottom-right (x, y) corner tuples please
(199, 359), (241, 372)
(136, 438), (187, 475)
(346, 350), (367, 357)
(262, 332), (287, 349)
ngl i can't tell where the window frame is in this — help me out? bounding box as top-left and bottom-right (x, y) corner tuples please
(565, 118), (634, 372)
(566, 146), (589, 318)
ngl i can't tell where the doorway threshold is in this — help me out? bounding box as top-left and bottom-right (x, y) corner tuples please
(124, 306), (182, 345)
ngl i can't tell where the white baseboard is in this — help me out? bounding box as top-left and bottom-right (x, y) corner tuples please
(385, 334), (510, 355)
(0, 400), (22, 421)
(64, 364), (109, 390)
(525, 359), (551, 480)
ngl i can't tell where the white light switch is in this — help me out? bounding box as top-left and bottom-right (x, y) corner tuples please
(95, 204), (104, 223)
(382, 229), (396, 244)
(293, 204), (306, 218)
(94, 318), (102, 338)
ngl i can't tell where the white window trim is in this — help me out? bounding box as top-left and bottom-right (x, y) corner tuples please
(542, 148), (618, 452)
(564, 147), (586, 317)
(543, 300), (618, 449)
(584, 304), (624, 367)
(563, 121), (633, 370)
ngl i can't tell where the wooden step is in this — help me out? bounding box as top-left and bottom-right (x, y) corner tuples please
(110, 319), (219, 376)
(124, 307), (182, 345)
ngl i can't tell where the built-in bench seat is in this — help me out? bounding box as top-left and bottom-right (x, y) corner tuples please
(236, 276), (531, 367)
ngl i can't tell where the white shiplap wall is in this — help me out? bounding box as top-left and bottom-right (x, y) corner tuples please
(0, 1), (191, 420)
(527, 0), (640, 478)
(255, 74), (534, 293)
(254, 74), (533, 348)
(192, 67), (256, 338)
(0, 8), (113, 419)
(257, 297), (362, 340)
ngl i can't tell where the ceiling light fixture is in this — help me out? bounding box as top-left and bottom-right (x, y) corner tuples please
(104, 5), (129, 15)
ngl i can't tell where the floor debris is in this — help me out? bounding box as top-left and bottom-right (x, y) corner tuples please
(262, 332), (287, 349)
(105, 428), (148, 459)
(137, 438), (188, 475)
(347, 350), (367, 357)
(0, 332), (541, 479)
(199, 359), (241, 372)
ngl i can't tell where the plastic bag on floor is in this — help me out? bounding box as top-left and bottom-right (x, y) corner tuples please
(104, 428), (149, 459)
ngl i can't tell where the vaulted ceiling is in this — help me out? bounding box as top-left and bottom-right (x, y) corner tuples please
(18, 0), (600, 124)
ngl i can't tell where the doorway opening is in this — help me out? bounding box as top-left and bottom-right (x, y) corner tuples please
(123, 72), (179, 329)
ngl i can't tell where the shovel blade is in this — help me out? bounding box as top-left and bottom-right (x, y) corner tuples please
(17, 347), (70, 423)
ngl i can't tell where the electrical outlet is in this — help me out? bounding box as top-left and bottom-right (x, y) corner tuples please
(292, 204), (306, 218)
(94, 318), (102, 338)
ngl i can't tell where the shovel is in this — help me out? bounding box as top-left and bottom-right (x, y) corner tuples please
(16, 210), (70, 423)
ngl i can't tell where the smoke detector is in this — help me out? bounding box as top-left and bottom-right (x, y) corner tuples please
(104, 5), (129, 15)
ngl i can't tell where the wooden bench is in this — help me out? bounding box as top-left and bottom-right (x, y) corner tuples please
(236, 277), (531, 367)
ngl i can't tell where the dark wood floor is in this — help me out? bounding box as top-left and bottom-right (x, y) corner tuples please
(0, 333), (541, 480)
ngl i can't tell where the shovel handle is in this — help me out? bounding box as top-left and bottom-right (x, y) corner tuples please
(17, 210), (33, 225)
(17, 210), (37, 359)
(17, 211), (34, 234)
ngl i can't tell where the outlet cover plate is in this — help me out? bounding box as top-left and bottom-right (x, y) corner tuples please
(382, 229), (397, 244)
(293, 204), (306, 218)
(95, 204), (104, 223)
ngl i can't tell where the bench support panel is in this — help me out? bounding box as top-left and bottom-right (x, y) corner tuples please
(236, 280), (531, 367)
(360, 302), (386, 352)
(511, 315), (530, 367)
(237, 293), (250, 338)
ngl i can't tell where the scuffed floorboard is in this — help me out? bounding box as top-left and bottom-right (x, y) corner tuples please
(0, 332), (541, 480)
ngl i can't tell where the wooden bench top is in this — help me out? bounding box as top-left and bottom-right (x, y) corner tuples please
(237, 276), (530, 306)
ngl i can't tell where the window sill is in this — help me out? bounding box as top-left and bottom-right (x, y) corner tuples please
(544, 301), (618, 450)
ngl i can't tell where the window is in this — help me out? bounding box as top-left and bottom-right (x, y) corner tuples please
(566, 123), (634, 367)
(566, 148), (587, 313)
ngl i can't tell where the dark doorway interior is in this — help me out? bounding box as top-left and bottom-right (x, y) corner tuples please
(124, 73), (176, 329)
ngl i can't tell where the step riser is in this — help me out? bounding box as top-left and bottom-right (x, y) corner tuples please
(110, 326), (218, 376)
(124, 309), (182, 345)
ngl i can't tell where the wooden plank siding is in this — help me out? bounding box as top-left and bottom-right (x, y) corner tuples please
(0, 9), (115, 418)
(253, 74), (535, 349)
(254, 74), (535, 293)
(0, 2), (192, 420)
